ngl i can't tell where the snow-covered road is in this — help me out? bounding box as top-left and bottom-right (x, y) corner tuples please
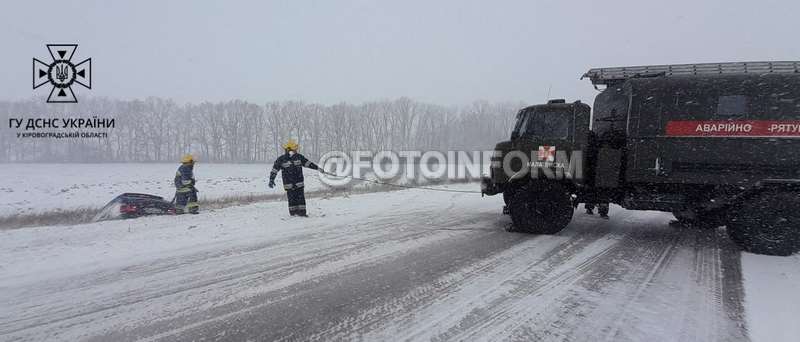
(0, 183), (792, 341)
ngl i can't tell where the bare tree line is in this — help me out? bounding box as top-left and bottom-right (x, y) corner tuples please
(0, 97), (522, 163)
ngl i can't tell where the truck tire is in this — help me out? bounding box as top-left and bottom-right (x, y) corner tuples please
(727, 191), (800, 256)
(508, 182), (574, 234)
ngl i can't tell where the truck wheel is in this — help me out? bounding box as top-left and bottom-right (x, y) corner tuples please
(727, 191), (800, 256)
(508, 182), (574, 234)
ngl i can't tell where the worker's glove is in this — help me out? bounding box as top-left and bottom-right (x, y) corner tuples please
(268, 180), (275, 188)
(319, 169), (334, 176)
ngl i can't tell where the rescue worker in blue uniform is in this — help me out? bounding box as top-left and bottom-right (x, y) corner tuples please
(174, 154), (199, 214)
(268, 140), (324, 216)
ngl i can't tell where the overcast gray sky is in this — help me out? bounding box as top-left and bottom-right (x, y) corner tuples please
(1, 0), (798, 106)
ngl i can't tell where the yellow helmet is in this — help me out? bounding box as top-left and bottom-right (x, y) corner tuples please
(180, 154), (195, 164)
(282, 139), (299, 151)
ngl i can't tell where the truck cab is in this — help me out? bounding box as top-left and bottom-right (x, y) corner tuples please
(483, 99), (590, 193)
(482, 99), (590, 233)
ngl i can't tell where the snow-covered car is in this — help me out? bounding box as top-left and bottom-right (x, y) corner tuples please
(92, 193), (176, 222)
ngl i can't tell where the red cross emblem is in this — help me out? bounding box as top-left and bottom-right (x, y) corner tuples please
(538, 145), (555, 162)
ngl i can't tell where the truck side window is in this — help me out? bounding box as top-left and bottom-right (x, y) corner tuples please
(716, 95), (748, 117)
(511, 111), (530, 139)
(592, 87), (629, 132)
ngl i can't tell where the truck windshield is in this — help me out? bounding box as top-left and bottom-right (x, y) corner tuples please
(512, 109), (570, 139)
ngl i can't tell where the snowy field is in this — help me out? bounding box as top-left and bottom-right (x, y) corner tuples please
(0, 183), (797, 341)
(0, 163), (328, 217)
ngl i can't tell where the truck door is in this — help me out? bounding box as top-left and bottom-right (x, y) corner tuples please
(591, 85), (629, 188)
(625, 79), (668, 183)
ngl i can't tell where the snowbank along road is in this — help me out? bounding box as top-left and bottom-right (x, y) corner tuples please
(0, 183), (772, 341)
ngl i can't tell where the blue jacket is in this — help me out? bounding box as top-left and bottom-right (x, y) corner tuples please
(174, 163), (196, 192)
(269, 152), (318, 190)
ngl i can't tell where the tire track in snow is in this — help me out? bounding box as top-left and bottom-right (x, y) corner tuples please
(1, 192), (468, 340)
(433, 218), (644, 341)
(501, 220), (747, 342)
(307, 219), (619, 341)
(310, 212), (629, 341)
(1, 221), (427, 333)
(120, 213), (510, 342)
(1, 192), (749, 342)
(348, 210), (748, 342)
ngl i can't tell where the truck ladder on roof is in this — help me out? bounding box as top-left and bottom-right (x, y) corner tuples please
(582, 61), (800, 85)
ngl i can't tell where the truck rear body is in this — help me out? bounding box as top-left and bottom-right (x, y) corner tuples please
(594, 74), (800, 190)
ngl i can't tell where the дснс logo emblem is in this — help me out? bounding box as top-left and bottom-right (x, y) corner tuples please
(33, 44), (92, 103)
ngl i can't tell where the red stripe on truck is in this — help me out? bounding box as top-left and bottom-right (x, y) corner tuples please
(665, 120), (800, 137)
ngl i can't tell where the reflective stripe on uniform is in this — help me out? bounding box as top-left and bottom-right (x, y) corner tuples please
(292, 160), (302, 166)
(304, 160), (313, 167)
(284, 182), (304, 190)
(177, 187), (193, 193)
(281, 162), (291, 168)
(296, 205), (306, 210)
(182, 179), (192, 185)
(270, 168), (279, 174)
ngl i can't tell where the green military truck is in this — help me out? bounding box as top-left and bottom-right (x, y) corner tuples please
(481, 61), (800, 256)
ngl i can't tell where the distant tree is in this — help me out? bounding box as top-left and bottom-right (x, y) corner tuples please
(0, 97), (522, 163)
